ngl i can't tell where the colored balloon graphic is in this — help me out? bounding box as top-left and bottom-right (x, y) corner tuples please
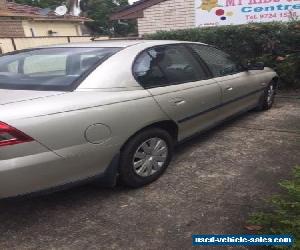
(215, 9), (224, 16)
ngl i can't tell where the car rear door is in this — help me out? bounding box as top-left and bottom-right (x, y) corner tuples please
(188, 44), (264, 119)
(133, 44), (222, 140)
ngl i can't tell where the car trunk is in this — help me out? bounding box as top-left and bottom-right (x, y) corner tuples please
(0, 89), (65, 105)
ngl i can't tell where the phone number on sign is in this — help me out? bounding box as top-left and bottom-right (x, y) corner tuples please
(246, 11), (298, 20)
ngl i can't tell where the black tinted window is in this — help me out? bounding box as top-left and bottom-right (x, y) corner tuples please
(0, 47), (121, 91)
(133, 45), (207, 87)
(190, 45), (242, 77)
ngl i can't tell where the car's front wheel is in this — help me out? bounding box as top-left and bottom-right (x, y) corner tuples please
(119, 128), (174, 187)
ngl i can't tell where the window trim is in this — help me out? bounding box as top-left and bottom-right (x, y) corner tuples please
(132, 43), (210, 89)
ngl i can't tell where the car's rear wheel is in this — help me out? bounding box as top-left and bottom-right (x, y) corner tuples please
(256, 82), (276, 111)
(119, 128), (174, 187)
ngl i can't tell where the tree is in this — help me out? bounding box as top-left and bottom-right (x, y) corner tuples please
(15, 0), (64, 8)
(83, 0), (137, 36)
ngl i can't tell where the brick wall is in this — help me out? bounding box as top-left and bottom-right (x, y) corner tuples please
(0, 20), (25, 37)
(138, 0), (195, 36)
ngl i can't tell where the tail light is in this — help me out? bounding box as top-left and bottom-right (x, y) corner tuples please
(0, 122), (33, 147)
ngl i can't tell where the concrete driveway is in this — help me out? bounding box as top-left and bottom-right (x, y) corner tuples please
(0, 93), (299, 250)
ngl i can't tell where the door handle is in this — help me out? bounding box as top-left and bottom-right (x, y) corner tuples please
(226, 87), (233, 91)
(170, 98), (186, 106)
(174, 100), (186, 106)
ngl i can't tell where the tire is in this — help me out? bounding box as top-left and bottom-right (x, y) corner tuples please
(255, 82), (276, 111)
(119, 128), (174, 188)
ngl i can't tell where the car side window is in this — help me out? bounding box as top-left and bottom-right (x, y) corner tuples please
(190, 44), (243, 77)
(133, 45), (207, 88)
(133, 51), (168, 87)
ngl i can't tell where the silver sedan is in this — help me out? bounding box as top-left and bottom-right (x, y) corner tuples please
(0, 40), (278, 199)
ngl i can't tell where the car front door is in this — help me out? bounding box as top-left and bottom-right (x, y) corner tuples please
(133, 44), (222, 140)
(189, 44), (264, 119)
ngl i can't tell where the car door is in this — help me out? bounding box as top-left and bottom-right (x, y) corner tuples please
(189, 44), (264, 119)
(133, 44), (222, 140)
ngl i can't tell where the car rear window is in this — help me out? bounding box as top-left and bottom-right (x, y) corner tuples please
(0, 47), (121, 91)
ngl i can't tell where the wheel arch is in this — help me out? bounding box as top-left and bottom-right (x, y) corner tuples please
(272, 76), (279, 89)
(120, 120), (179, 152)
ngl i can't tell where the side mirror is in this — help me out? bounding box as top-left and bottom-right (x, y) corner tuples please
(246, 62), (265, 70)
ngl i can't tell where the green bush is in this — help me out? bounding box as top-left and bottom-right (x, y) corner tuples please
(146, 22), (300, 89)
(249, 166), (300, 249)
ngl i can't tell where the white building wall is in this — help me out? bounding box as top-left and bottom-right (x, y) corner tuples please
(138, 0), (195, 36)
(22, 20), (82, 37)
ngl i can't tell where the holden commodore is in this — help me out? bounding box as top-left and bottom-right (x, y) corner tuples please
(0, 40), (278, 199)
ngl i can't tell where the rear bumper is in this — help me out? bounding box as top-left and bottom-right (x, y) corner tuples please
(0, 142), (120, 199)
(0, 149), (62, 199)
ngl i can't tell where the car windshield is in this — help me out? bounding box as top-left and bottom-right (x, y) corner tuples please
(0, 47), (121, 91)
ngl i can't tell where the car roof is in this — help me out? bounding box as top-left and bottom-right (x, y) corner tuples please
(41, 40), (206, 48)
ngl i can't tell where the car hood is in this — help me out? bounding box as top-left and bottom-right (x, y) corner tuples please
(0, 89), (65, 105)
